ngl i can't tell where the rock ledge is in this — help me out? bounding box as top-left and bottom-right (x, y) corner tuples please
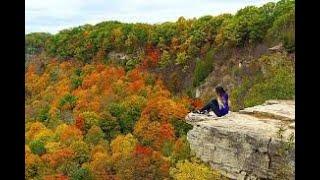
(186, 100), (295, 180)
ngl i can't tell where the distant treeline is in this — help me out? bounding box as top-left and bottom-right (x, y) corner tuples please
(26, 0), (294, 64)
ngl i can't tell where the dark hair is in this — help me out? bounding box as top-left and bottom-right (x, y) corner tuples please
(215, 86), (226, 96)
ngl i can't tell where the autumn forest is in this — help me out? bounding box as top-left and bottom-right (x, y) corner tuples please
(25, 0), (295, 179)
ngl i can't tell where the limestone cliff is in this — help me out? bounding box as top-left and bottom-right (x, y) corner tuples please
(186, 100), (295, 180)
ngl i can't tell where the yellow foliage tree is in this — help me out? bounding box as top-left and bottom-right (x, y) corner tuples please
(110, 133), (138, 157)
(170, 159), (226, 180)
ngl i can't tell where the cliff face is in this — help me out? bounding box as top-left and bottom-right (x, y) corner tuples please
(186, 100), (295, 180)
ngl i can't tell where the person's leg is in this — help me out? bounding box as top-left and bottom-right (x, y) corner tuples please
(200, 100), (215, 112)
(210, 99), (221, 117)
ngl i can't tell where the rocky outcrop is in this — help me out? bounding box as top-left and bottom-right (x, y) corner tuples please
(269, 43), (283, 51)
(186, 100), (295, 180)
(239, 100), (295, 121)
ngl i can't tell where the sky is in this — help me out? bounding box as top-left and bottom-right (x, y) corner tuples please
(26, 0), (278, 34)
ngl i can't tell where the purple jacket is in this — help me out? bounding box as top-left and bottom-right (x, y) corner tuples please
(217, 93), (229, 116)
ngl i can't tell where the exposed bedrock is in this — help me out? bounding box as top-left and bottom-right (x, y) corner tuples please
(186, 100), (295, 180)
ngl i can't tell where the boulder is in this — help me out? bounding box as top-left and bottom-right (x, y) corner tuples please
(186, 100), (295, 179)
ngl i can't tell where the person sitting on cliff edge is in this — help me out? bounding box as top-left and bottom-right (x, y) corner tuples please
(196, 86), (229, 117)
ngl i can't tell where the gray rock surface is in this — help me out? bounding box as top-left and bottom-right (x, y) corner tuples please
(239, 100), (295, 121)
(186, 100), (295, 180)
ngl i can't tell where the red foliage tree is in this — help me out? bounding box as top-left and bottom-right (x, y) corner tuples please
(133, 145), (153, 157)
(75, 116), (85, 133)
(141, 44), (160, 69)
(190, 98), (204, 110)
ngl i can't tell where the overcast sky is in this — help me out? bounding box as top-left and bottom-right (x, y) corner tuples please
(26, 0), (278, 34)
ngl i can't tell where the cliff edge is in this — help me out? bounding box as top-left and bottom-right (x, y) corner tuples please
(186, 100), (295, 180)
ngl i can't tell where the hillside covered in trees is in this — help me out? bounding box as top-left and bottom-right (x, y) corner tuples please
(25, 0), (295, 179)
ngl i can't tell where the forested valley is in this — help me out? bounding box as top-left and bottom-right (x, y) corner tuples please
(25, 0), (295, 179)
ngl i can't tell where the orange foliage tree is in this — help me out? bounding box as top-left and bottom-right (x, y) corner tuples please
(41, 147), (75, 169)
(26, 59), (199, 179)
(134, 95), (188, 150)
